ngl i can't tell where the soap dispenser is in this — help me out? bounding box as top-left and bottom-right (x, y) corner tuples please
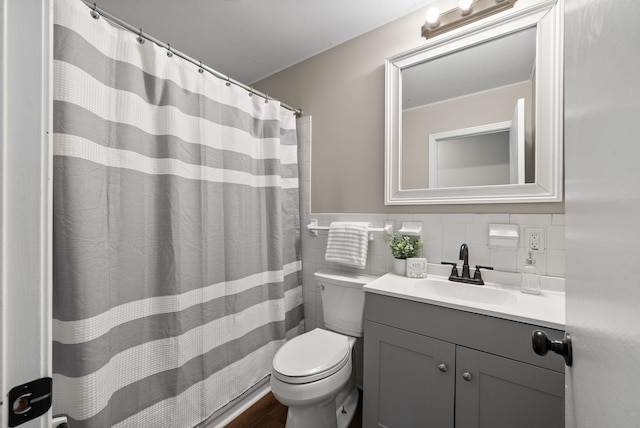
(521, 251), (541, 295)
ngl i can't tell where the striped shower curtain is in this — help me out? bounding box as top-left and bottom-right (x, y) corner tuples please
(51, 1), (303, 426)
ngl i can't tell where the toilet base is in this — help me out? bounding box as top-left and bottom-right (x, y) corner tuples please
(335, 387), (359, 428)
(283, 386), (358, 428)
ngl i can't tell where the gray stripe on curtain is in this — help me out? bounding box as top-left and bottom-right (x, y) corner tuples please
(53, 24), (296, 143)
(52, 0), (303, 425)
(52, 101), (299, 179)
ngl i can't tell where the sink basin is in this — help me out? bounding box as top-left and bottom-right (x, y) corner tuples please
(419, 278), (518, 305)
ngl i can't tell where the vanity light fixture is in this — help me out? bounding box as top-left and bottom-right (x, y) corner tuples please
(459, 0), (473, 15)
(425, 7), (441, 28)
(421, 0), (517, 39)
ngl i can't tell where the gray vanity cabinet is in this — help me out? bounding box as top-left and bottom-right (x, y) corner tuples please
(363, 293), (565, 428)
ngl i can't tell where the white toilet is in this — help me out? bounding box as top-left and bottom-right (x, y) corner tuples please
(270, 269), (378, 428)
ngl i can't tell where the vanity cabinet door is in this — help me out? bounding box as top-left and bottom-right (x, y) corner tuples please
(455, 346), (565, 428)
(363, 320), (455, 428)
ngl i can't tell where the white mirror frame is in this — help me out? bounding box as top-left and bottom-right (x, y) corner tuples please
(385, 0), (563, 205)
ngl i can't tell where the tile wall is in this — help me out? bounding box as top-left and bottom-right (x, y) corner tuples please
(295, 117), (566, 387)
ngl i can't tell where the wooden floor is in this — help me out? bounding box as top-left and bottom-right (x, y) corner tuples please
(225, 391), (362, 428)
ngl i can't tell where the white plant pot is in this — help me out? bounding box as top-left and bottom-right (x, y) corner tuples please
(393, 258), (406, 276)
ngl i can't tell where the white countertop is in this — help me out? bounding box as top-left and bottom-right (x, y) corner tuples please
(363, 273), (565, 330)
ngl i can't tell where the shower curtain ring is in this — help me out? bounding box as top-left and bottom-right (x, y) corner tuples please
(137, 28), (145, 44)
(225, 76), (231, 87)
(248, 87), (254, 97)
(166, 44), (173, 57)
(198, 61), (204, 74)
(265, 94), (269, 104)
(90, 3), (100, 19)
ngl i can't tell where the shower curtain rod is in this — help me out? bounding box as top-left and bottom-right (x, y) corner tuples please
(80, 1), (303, 117)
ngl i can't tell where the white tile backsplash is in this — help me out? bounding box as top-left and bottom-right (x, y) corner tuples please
(422, 222), (443, 242)
(473, 213), (510, 224)
(423, 242), (443, 263)
(510, 214), (553, 225)
(413, 213), (443, 224)
(303, 303), (316, 322)
(443, 222), (466, 243)
(468, 245), (491, 267)
(490, 248), (518, 272)
(299, 212), (565, 286)
(547, 249), (566, 277)
(442, 213), (475, 223)
(466, 223), (489, 245)
(367, 236), (388, 256)
(547, 225), (566, 250)
(443, 241), (463, 262)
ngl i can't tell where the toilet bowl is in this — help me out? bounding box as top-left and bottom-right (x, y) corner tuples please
(270, 328), (357, 428)
(270, 269), (378, 428)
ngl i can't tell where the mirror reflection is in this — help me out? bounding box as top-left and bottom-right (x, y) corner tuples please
(401, 26), (536, 190)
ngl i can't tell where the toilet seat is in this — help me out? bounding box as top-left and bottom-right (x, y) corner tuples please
(272, 329), (351, 384)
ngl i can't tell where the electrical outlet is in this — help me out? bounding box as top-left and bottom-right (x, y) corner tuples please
(525, 227), (545, 253)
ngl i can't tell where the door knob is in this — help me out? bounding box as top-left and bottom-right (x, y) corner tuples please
(462, 372), (472, 381)
(531, 330), (573, 366)
(438, 363), (448, 372)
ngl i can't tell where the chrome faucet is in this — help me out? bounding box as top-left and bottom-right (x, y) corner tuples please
(441, 243), (494, 285)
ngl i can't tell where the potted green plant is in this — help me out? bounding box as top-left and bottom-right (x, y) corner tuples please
(389, 234), (423, 275)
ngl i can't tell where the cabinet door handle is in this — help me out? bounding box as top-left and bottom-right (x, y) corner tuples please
(438, 363), (447, 372)
(462, 372), (472, 381)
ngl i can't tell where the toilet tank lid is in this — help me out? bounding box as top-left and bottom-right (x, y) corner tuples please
(314, 269), (379, 287)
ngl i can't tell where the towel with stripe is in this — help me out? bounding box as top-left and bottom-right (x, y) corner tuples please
(324, 221), (371, 269)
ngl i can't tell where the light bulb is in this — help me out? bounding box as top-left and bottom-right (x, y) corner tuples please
(425, 7), (440, 26)
(459, 0), (473, 15)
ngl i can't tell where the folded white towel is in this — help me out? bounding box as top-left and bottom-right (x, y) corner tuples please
(325, 222), (371, 269)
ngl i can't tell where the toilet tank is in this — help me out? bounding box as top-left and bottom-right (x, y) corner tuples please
(314, 269), (379, 337)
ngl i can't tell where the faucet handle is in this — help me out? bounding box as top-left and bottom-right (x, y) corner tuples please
(473, 265), (493, 280)
(442, 261), (458, 277)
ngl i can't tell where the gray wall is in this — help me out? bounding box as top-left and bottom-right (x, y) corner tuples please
(256, 7), (563, 214)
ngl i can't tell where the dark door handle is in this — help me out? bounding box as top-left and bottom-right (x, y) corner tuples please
(532, 330), (573, 366)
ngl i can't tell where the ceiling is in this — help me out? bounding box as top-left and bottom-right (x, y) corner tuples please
(91, 0), (437, 85)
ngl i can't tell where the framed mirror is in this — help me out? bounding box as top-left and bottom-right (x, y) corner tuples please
(385, 0), (563, 205)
